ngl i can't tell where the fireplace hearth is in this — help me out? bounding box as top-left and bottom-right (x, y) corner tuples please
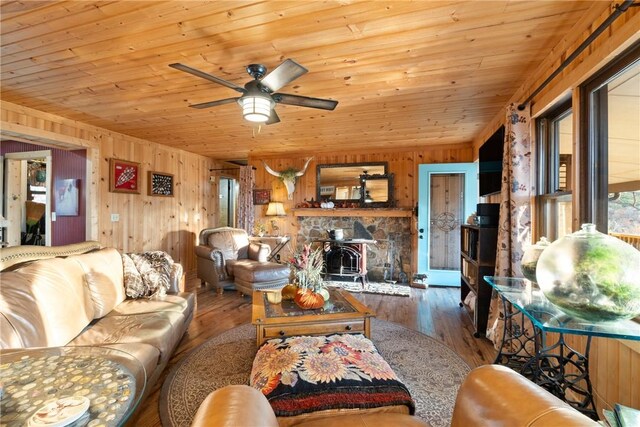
(297, 217), (411, 282)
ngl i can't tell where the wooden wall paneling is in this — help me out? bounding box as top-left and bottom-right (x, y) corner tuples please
(1, 100), (220, 273)
(250, 145), (473, 272)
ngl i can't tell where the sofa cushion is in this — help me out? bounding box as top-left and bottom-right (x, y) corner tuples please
(101, 343), (160, 382)
(109, 293), (195, 324)
(68, 248), (126, 318)
(0, 257), (94, 348)
(233, 260), (290, 283)
(70, 311), (185, 364)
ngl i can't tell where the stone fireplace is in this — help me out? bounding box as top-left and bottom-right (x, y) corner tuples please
(296, 214), (412, 282)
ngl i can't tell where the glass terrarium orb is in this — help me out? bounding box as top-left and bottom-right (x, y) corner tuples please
(536, 223), (640, 322)
(521, 237), (551, 283)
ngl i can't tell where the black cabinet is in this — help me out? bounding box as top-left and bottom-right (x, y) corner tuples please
(460, 225), (498, 338)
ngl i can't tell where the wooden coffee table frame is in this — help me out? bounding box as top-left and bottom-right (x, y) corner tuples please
(252, 288), (375, 346)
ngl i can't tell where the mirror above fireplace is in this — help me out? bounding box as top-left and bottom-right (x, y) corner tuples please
(317, 162), (392, 206)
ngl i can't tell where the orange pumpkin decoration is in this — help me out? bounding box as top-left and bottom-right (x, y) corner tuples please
(281, 284), (298, 301)
(294, 288), (325, 309)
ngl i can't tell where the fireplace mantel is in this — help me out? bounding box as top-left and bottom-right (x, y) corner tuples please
(292, 208), (413, 218)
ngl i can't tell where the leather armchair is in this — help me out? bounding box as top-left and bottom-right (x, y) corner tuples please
(196, 227), (289, 294)
(191, 364), (599, 427)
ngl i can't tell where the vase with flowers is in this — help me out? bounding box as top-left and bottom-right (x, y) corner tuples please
(286, 244), (329, 309)
(253, 221), (267, 237)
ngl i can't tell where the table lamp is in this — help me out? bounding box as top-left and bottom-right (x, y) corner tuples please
(266, 202), (286, 236)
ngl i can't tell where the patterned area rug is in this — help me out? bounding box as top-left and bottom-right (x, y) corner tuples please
(326, 280), (411, 297)
(159, 319), (470, 427)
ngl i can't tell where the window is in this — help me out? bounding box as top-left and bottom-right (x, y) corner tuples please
(581, 42), (640, 242)
(536, 99), (573, 240)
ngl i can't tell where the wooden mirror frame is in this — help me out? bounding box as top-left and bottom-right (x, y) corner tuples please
(316, 162), (391, 207)
(360, 173), (395, 207)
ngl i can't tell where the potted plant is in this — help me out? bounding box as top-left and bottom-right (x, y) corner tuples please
(253, 221), (267, 237)
(287, 244), (329, 309)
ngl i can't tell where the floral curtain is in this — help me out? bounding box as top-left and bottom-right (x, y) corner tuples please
(486, 103), (533, 348)
(237, 165), (255, 234)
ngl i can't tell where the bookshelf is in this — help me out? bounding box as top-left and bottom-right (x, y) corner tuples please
(460, 224), (498, 337)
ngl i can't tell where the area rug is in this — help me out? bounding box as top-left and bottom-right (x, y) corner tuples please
(326, 280), (411, 297)
(159, 318), (469, 427)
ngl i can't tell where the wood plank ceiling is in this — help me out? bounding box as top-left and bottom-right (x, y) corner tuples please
(1, 1), (597, 160)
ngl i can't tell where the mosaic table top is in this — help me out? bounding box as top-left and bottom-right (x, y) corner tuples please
(0, 346), (145, 427)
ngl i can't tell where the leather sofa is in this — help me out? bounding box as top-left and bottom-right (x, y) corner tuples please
(0, 242), (195, 411)
(195, 227), (290, 295)
(190, 365), (599, 427)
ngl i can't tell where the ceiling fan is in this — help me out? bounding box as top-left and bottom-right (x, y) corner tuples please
(169, 59), (338, 125)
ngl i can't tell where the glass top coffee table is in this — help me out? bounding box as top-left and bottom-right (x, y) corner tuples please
(0, 346), (145, 427)
(252, 287), (375, 346)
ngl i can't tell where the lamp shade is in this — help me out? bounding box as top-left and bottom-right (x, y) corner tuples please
(266, 202), (286, 216)
(241, 96), (272, 122)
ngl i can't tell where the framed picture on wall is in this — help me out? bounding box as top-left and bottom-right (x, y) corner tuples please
(55, 179), (80, 216)
(253, 189), (271, 205)
(109, 158), (140, 194)
(148, 171), (174, 197)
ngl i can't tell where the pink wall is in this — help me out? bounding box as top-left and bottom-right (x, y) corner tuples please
(1, 141), (87, 245)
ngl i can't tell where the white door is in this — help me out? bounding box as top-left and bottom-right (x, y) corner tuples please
(417, 163), (477, 286)
(3, 151), (52, 246)
(4, 158), (22, 246)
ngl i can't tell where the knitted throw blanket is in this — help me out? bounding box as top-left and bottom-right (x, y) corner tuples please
(122, 251), (173, 298)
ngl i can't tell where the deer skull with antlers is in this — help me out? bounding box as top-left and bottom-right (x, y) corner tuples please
(263, 158), (313, 200)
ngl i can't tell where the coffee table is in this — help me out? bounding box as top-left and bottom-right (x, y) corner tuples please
(252, 287), (375, 346)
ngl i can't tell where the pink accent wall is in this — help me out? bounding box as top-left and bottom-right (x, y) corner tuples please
(1, 141), (87, 245)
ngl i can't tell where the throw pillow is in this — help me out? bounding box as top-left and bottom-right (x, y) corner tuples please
(122, 254), (145, 298)
(123, 251), (173, 298)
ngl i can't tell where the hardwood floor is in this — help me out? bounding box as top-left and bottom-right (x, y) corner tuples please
(134, 277), (497, 426)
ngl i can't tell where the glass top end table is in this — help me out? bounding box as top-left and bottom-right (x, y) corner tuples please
(484, 276), (640, 421)
(0, 346), (145, 427)
(484, 276), (640, 341)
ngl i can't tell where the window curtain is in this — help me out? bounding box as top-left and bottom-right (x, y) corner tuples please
(237, 165), (255, 234)
(486, 103), (533, 349)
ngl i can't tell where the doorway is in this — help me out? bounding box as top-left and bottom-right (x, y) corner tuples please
(3, 150), (52, 246)
(218, 177), (238, 227)
(417, 163), (478, 286)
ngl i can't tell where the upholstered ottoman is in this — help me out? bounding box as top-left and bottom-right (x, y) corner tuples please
(230, 259), (289, 294)
(250, 334), (415, 427)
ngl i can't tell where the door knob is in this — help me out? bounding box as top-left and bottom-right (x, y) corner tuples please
(419, 235), (423, 239)
(419, 228), (424, 233)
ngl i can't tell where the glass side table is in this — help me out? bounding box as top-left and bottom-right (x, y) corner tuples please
(485, 276), (640, 421)
(249, 235), (291, 262)
(0, 346), (146, 427)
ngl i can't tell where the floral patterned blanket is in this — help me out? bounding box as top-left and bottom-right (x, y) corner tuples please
(250, 334), (415, 417)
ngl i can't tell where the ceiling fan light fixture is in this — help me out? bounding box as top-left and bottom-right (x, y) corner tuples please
(241, 96), (273, 122)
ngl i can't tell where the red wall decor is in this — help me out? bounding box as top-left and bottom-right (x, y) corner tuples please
(109, 158), (140, 194)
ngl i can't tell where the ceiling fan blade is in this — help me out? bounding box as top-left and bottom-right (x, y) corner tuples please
(169, 63), (245, 94)
(260, 59), (308, 92)
(189, 97), (239, 109)
(266, 109), (280, 125)
(274, 93), (338, 110)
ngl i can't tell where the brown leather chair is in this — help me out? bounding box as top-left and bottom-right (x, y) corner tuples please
(190, 364), (599, 427)
(195, 227), (290, 295)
